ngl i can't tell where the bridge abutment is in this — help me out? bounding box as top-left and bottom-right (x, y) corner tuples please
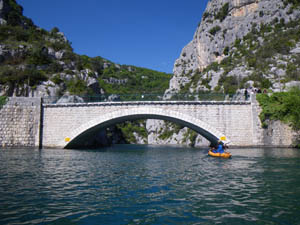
(0, 97), (42, 148)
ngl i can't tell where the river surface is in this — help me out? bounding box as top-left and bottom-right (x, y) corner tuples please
(0, 145), (300, 225)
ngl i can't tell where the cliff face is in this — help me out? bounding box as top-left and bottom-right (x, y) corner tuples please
(165, 0), (300, 96)
(160, 0), (300, 147)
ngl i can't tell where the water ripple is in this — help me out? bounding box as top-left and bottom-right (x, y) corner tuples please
(1, 146), (300, 224)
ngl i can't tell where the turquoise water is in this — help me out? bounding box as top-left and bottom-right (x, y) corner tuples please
(0, 145), (300, 225)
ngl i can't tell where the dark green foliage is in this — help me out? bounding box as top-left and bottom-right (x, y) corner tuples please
(286, 63), (300, 80)
(223, 46), (229, 55)
(204, 62), (220, 72)
(201, 77), (211, 89)
(27, 45), (52, 65)
(47, 62), (64, 73)
(218, 75), (238, 95)
(189, 70), (202, 87)
(50, 74), (63, 85)
(260, 77), (272, 89)
(256, 88), (300, 133)
(285, 0), (300, 4)
(50, 27), (60, 34)
(284, 0), (300, 9)
(220, 55), (234, 72)
(62, 51), (77, 64)
(66, 78), (92, 96)
(246, 72), (272, 89)
(76, 55), (103, 72)
(25, 69), (48, 87)
(234, 38), (241, 47)
(6, 0), (23, 26)
(247, 57), (257, 68)
(158, 121), (183, 140)
(188, 130), (198, 147)
(116, 120), (148, 143)
(215, 3), (229, 22)
(182, 129), (198, 147)
(2, 0), (35, 27)
(0, 96), (8, 108)
(209, 26), (221, 36)
(7, 10), (22, 26)
(259, 11), (264, 17)
(202, 12), (210, 20)
(98, 65), (171, 97)
(0, 25), (30, 42)
(0, 23), (72, 52)
(48, 40), (72, 52)
(0, 66), (47, 87)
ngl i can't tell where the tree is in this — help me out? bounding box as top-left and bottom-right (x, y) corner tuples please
(284, 87), (300, 130)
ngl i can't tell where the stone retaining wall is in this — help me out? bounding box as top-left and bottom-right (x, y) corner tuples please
(0, 97), (41, 148)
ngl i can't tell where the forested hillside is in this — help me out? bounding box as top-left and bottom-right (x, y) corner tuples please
(0, 0), (171, 98)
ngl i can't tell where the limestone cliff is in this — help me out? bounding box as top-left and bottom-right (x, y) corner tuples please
(165, 0), (300, 96)
(161, 0), (300, 147)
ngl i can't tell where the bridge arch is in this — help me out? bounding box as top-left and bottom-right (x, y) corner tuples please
(61, 107), (230, 149)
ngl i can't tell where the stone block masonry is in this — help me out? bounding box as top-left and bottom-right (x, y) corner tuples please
(0, 97), (41, 148)
(0, 97), (296, 148)
(42, 101), (254, 148)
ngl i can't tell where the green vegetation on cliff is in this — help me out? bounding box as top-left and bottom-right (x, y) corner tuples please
(0, 23), (171, 97)
(256, 88), (300, 145)
(0, 96), (7, 108)
(184, 17), (300, 97)
(116, 120), (148, 144)
(0, 1), (172, 97)
(158, 121), (183, 140)
(98, 65), (171, 96)
(215, 3), (229, 22)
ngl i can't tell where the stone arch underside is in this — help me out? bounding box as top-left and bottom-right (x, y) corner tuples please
(62, 107), (230, 149)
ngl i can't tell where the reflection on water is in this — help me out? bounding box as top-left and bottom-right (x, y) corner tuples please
(0, 146), (300, 225)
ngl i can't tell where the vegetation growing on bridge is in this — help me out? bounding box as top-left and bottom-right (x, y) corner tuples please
(256, 87), (300, 147)
(0, 96), (8, 109)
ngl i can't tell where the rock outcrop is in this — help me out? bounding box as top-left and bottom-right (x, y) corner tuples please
(165, 0), (300, 96)
(0, 0), (11, 25)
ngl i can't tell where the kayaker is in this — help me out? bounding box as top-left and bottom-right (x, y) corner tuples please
(216, 140), (224, 153)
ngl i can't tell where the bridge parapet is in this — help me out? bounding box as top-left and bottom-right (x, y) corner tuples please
(43, 100), (251, 108)
(42, 93), (248, 104)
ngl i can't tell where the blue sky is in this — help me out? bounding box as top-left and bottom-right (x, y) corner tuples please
(17, 0), (208, 73)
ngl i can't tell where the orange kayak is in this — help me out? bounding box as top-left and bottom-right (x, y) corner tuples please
(208, 150), (231, 158)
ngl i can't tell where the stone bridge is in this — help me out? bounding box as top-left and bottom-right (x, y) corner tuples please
(1, 97), (295, 148)
(41, 100), (260, 148)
